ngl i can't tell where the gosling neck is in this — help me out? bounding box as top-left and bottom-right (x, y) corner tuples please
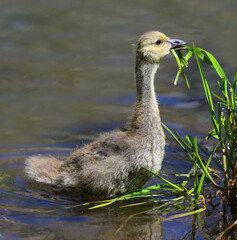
(128, 54), (161, 134)
(135, 56), (159, 105)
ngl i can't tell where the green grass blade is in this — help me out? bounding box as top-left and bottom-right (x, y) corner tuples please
(171, 49), (182, 86)
(202, 50), (229, 104)
(203, 51), (226, 79)
(171, 49), (190, 88)
(143, 167), (184, 191)
(195, 150), (220, 188)
(173, 130), (193, 152)
(195, 143), (220, 202)
(182, 69), (190, 88)
(212, 93), (227, 104)
(162, 123), (193, 158)
(193, 44), (215, 116)
(176, 51), (188, 67)
(232, 72), (237, 107)
(164, 207), (206, 221)
(210, 115), (220, 140)
(174, 70), (182, 86)
(184, 51), (193, 61)
(89, 198), (118, 209)
(195, 51), (213, 66)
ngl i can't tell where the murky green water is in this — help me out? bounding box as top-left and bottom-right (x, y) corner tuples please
(0, 0), (236, 239)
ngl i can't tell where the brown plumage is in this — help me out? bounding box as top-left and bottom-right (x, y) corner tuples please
(25, 31), (186, 200)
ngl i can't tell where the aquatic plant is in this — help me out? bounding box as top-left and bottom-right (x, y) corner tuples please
(171, 45), (237, 202)
(87, 45), (237, 239)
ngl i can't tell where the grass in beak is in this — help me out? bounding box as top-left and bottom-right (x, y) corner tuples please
(171, 48), (191, 88)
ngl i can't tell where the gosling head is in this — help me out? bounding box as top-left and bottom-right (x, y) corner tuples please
(137, 31), (186, 63)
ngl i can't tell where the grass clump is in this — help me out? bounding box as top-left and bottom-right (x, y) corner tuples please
(172, 45), (237, 198)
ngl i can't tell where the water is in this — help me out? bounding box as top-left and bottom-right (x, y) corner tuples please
(0, 0), (236, 239)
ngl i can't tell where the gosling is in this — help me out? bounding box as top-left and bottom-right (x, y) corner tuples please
(25, 31), (186, 200)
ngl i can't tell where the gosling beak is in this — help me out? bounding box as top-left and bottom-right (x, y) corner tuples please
(168, 38), (187, 51)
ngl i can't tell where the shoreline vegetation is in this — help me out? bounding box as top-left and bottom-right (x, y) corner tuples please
(86, 45), (237, 239)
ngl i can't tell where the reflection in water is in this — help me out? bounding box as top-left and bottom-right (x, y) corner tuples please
(0, 0), (236, 239)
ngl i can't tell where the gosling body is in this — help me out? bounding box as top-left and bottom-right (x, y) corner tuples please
(25, 31), (185, 200)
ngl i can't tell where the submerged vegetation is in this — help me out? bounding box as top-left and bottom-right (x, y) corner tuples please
(87, 45), (237, 238)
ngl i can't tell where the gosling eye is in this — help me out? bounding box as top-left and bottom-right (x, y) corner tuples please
(155, 40), (162, 45)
